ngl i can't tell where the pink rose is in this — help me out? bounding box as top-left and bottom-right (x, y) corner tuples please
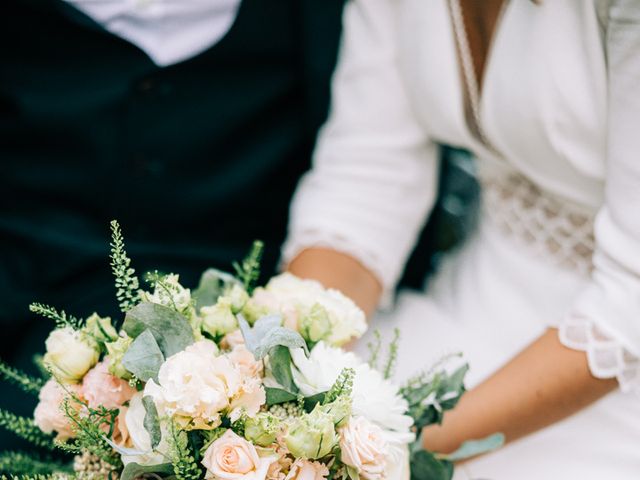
(33, 379), (82, 440)
(82, 359), (136, 410)
(202, 429), (277, 480)
(284, 460), (329, 480)
(221, 330), (246, 350)
(228, 345), (263, 378)
(339, 417), (388, 480)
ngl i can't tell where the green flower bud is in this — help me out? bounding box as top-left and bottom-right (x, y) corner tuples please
(106, 335), (133, 379)
(284, 407), (337, 459)
(300, 304), (332, 343)
(226, 285), (249, 314)
(244, 412), (280, 447)
(200, 302), (238, 337)
(83, 313), (118, 344)
(319, 396), (352, 428)
(241, 300), (270, 325)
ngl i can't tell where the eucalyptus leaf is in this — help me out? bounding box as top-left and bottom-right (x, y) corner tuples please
(143, 395), (162, 449)
(444, 433), (505, 462)
(238, 315), (308, 360)
(410, 449), (453, 480)
(120, 462), (174, 480)
(265, 387), (298, 406)
(123, 302), (195, 357)
(121, 329), (165, 382)
(270, 346), (298, 393)
(192, 268), (241, 311)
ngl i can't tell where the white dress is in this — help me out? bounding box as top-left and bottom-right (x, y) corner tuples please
(283, 0), (640, 478)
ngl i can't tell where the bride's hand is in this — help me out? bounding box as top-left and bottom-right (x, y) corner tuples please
(288, 247), (382, 317)
(420, 328), (617, 456)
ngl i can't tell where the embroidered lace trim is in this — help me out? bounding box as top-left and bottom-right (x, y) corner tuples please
(559, 314), (640, 395)
(479, 167), (639, 392)
(479, 169), (596, 275)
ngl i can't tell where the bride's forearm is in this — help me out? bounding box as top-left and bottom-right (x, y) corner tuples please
(287, 247), (382, 317)
(422, 328), (618, 454)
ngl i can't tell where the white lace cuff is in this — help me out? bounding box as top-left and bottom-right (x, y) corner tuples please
(558, 313), (640, 395)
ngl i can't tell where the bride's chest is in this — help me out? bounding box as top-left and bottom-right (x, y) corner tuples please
(396, 0), (608, 206)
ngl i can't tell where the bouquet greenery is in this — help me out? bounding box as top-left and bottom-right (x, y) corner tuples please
(0, 221), (501, 480)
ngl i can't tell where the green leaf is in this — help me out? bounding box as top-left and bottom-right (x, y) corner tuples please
(444, 433), (505, 462)
(238, 315), (308, 360)
(143, 396), (162, 450)
(269, 346), (298, 394)
(303, 392), (327, 412)
(410, 449), (453, 480)
(265, 387), (298, 406)
(122, 329), (165, 382)
(120, 461), (174, 480)
(123, 302), (195, 357)
(192, 268), (241, 311)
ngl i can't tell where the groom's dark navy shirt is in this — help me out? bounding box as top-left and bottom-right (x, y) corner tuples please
(0, 0), (345, 443)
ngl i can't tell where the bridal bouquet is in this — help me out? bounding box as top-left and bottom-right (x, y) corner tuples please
(0, 222), (500, 480)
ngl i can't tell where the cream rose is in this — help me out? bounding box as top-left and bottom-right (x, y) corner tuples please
(228, 376), (266, 422)
(253, 273), (366, 346)
(144, 340), (242, 429)
(82, 359), (136, 409)
(202, 429), (277, 480)
(44, 327), (99, 383)
(339, 416), (388, 480)
(284, 459), (329, 480)
(33, 379), (82, 440)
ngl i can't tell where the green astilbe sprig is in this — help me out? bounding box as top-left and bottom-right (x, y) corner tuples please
(383, 328), (400, 380)
(324, 368), (355, 405)
(0, 409), (55, 451)
(60, 395), (121, 468)
(0, 451), (72, 476)
(0, 359), (45, 395)
(233, 240), (264, 294)
(168, 421), (202, 480)
(28, 304), (82, 330)
(109, 220), (140, 313)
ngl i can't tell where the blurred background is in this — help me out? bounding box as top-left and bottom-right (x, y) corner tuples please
(0, 0), (478, 453)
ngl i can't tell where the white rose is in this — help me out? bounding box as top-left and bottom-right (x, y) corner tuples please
(202, 429), (277, 480)
(144, 340), (241, 430)
(290, 343), (414, 438)
(122, 393), (170, 466)
(339, 416), (387, 480)
(44, 327), (99, 383)
(256, 273), (367, 346)
(201, 302), (238, 337)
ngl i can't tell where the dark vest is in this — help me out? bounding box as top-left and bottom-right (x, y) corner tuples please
(0, 0), (346, 333)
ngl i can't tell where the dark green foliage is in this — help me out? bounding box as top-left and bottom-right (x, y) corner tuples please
(233, 240), (264, 293)
(0, 410), (55, 451)
(0, 451), (72, 476)
(0, 360), (45, 395)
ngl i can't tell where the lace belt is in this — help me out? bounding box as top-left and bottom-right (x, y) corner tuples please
(479, 169), (596, 276)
